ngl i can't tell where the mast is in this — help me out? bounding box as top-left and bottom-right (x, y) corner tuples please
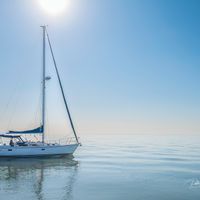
(41, 25), (46, 143)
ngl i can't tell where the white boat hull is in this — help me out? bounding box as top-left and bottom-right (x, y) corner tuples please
(0, 144), (79, 158)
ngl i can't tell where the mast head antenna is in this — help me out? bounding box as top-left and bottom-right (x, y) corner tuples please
(40, 25), (48, 30)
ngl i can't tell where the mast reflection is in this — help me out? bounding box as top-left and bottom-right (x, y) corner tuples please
(0, 156), (79, 200)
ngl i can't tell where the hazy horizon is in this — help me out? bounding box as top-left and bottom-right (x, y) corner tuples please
(0, 0), (199, 136)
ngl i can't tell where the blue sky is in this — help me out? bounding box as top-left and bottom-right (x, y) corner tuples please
(0, 0), (199, 136)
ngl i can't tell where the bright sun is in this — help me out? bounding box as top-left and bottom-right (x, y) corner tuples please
(39, 0), (70, 15)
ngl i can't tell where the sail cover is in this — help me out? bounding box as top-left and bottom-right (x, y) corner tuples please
(8, 125), (43, 134)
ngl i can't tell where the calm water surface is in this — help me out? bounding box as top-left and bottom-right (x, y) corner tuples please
(0, 134), (200, 200)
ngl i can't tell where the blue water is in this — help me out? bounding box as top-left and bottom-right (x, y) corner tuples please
(0, 134), (200, 200)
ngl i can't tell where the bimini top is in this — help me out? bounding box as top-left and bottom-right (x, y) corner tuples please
(0, 134), (21, 138)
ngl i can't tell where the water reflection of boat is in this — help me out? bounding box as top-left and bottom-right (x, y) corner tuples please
(0, 157), (79, 200)
(0, 156), (78, 169)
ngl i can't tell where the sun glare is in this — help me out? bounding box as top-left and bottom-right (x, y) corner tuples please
(39, 0), (70, 15)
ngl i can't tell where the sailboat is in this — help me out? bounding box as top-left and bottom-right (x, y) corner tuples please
(0, 26), (80, 157)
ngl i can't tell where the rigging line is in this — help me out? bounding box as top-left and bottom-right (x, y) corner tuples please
(29, 90), (42, 128)
(7, 81), (23, 131)
(45, 29), (79, 144)
(0, 77), (22, 129)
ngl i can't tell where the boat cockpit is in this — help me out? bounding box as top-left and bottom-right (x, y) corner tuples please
(0, 134), (42, 147)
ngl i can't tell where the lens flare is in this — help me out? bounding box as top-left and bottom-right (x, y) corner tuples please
(39, 0), (70, 15)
